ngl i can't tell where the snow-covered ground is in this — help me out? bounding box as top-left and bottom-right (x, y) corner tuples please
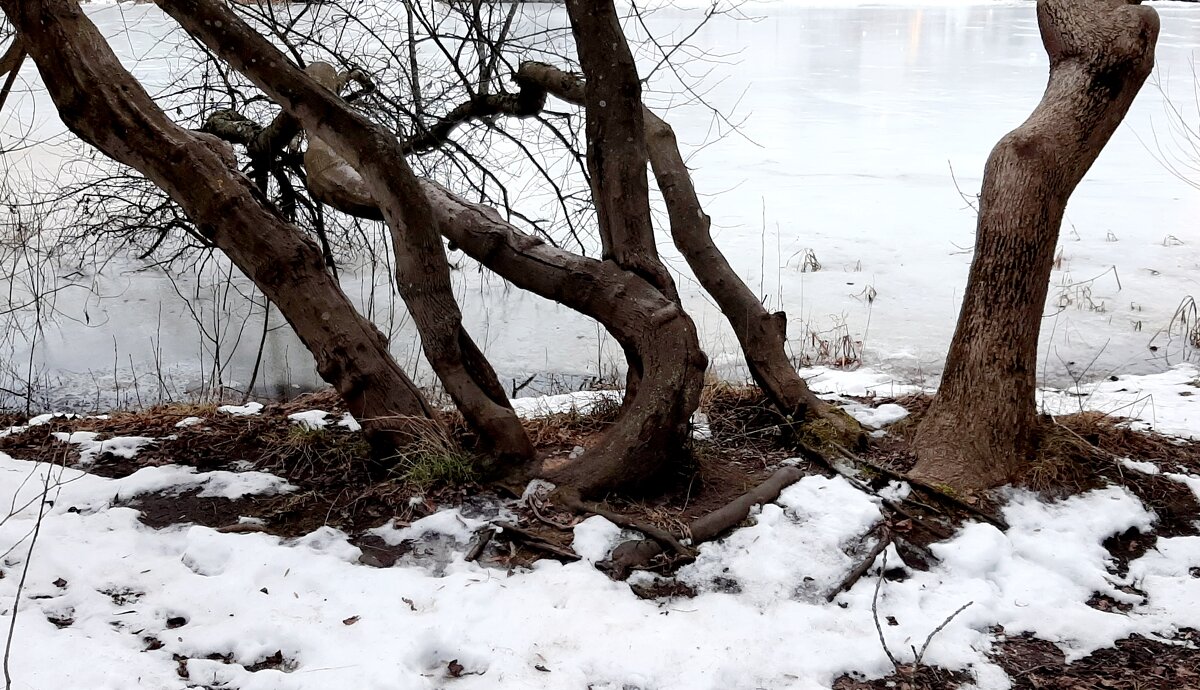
(2, 1), (1200, 409)
(0, 368), (1198, 689)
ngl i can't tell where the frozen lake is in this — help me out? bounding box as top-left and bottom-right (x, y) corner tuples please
(2, 1), (1200, 409)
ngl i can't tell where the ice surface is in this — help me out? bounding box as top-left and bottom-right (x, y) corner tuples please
(6, 2), (1200, 408)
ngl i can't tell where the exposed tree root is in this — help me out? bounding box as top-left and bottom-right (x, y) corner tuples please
(556, 488), (696, 561)
(601, 466), (805, 578)
(826, 525), (893, 602)
(493, 521), (580, 562)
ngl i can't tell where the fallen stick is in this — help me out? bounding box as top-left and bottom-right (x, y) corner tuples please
(603, 466), (805, 578)
(556, 489), (696, 560)
(493, 521), (580, 562)
(825, 526), (893, 602)
(464, 527), (496, 563)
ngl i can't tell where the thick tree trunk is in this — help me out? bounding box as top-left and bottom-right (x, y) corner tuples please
(158, 3), (537, 472)
(518, 62), (856, 435)
(0, 0), (439, 456)
(564, 0), (678, 304)
(912, 0), (1158, 491)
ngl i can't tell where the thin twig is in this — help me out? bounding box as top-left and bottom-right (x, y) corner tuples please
(871, 551), (900, 670)
(464, 527), (496, 563)
(914, 601), (974, 666)
(4, 469), (51, 690)
(493, 521), (580, 562)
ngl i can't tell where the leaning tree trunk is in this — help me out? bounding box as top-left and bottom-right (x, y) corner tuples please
(518, 62), (860, 439)
(158, 0), (537, 473)
(159, 0), (706, 495)
(912, 0), (1158, 491)
(0, 0), (441, 458)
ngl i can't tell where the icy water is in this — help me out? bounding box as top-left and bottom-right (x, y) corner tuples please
(2, 1), (1200, 409)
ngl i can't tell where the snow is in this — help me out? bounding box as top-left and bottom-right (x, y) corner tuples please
(287, 409), (330, 430)
(1, 367), (1200, 688)
(51, 431), (155, 465)
(219, 402), (265, 417)
(572, 516), (625, 563)
(1120, 458), (1161, 475)
(1, 446), (1195, 689)
(337, 412), (362, 432)
(841, 402), (910, 429)
(509, 390), (623, 418)
(175, 416), (204, 428)
(1040, 364), (1200, 439)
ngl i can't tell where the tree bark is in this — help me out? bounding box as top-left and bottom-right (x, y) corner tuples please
(563, 0), (678, 304)
(158, 1), (537, 472)
(912, 0), (1158, 491)
(0, 0), (439, 457)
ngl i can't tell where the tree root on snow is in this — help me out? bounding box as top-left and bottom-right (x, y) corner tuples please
(598, 466), (805, 579)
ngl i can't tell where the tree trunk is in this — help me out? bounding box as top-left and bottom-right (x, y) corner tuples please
(158, 3), (537, 472)
(564, 0), (678, 303)
(0, 0), (439, 458)
(912, 0), (1158, 491)
(423, 183), (707, 495)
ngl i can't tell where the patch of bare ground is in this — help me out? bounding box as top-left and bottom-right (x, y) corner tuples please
(833, 665), (971, 689)
(990, 628), (1200, 689)
(0, 386), (814, 568)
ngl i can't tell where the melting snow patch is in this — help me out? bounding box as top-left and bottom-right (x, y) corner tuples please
(0, 453), (1195, 688)
(217, 401), (263, 416)
(1165, 472), (1200, 502)
(287, 409), (330, 430)
(1119, 458), (1161, 475)
(337, 412), (362, 431)
(841, 402), (910, 429)
(52, 431), (154, 465)
(174, 416), (204, 428)
(572, 516), (624, 563)
(510, 390), (622, 418)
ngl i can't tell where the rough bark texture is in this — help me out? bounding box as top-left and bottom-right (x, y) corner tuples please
(0, 0), (439, 455)
(563, 0), (678, 303)
(158, 0), (537, 471)
(518, 62), (850, 431)
(912, 0), (1158, 491)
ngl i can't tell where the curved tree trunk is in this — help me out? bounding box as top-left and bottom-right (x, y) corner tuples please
(161, 0), (705, 494)
(304, 135), (707, 494)
(423, 184), (707, 495)
(0, 0), (439, 457)
(158, 2), (537, 473)
(912, 0), (1158, 491)
(517, 62), (858, 436)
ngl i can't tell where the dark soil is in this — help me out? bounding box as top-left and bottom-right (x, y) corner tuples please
(991, 629), (1200, 689)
